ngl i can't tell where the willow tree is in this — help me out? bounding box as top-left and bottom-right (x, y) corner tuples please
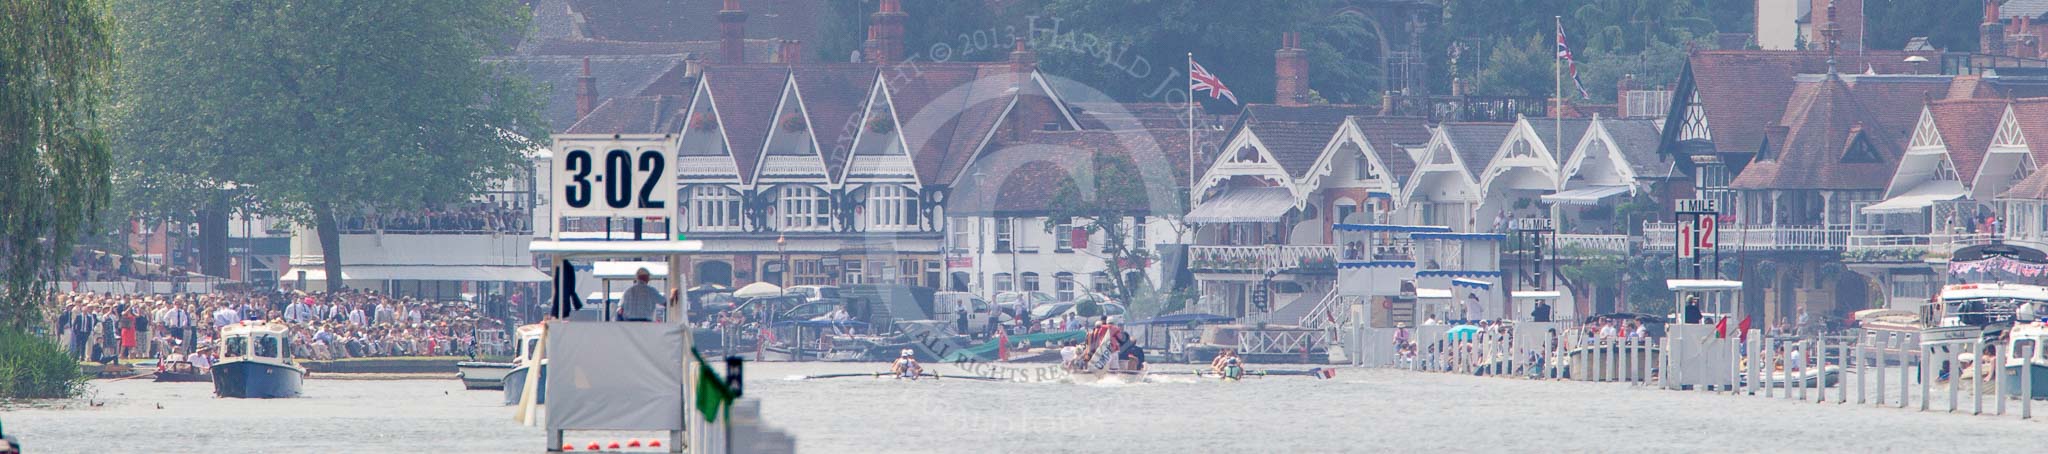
(111, 0), (547, 289)
(0, 0), (115, 328)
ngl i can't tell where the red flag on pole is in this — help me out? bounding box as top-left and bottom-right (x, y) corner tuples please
(1736, 315), (1753, 342)
(1714, 317), (1729, 338)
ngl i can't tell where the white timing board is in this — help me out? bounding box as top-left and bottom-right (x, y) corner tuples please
(551, 141), (674, 219)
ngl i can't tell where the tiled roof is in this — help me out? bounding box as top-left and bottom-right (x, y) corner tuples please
(790, 65), (879, 178)
(1441, 123), (1514, 180)
(1601, 119), (1674, 179)
(1731, 75), (1949, 190)
(1926, 99), (2007, 183)
(2009, 98), (2048, 165)
(700, 66), (797, 184)
(952, 129), (1193, 215)
(1224, 104), (1375, 178)
(2003, 167), (2048, 199)
(487, 55), (689, 131)
(1686, 50), (1940, 155)
(1526, 118), (1592, 164)
(2008, 0), (2048, 19)
(561, 0), (824, 46)
(1349, 116), (1432, 184)
(564, 95), (692, 135)
(881, 64), (1032, 185)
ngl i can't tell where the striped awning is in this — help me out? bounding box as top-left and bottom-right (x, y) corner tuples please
(1185, 187), (1294, 223)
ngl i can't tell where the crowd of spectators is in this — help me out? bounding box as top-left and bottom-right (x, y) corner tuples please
(342, 204), (530, 234)
(46, 288), (511, 365)
(62, 249), (196, 283)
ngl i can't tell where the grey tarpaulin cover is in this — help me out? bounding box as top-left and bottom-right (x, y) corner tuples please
(1664, 324), (1736, 387)
(545, 321), (686, 431)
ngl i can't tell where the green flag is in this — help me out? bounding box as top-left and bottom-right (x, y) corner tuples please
(692, 348), (734, 423)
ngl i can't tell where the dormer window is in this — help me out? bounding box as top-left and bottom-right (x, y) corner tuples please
(777, 185), (831, 231)
(862, 184), (920, 231)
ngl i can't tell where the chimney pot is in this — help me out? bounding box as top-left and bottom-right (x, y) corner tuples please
(863, 0), (908, 64)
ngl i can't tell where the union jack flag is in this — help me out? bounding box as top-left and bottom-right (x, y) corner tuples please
(1556, 22), (1591, 99)
(1189, 58), (1239, 105)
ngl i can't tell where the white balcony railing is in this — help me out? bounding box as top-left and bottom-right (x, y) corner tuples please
(1554, 234), (1631, 254)
(1843, 232), (1997, 260)
(1640, 222), (1849, 251)
(1189, 244), (1338, 274)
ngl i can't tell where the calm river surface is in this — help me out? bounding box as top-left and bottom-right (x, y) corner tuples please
(7, 363), (2048, 453)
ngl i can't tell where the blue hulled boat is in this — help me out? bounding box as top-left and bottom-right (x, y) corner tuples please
(2002, 322), (2048, 399)
(210, 321), (306, 399)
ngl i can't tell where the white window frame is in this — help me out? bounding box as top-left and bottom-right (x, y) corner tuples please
(1055, 221), (1075, 251)
(687, 185), (744, 231)
(864, 184), (920, 231)
(1055, 272), (1076, 302)
(1021, 272), (1041, 293)
(994, 273), (1014, 293)
(778, 185), (831, 231)
(994, 217), (1013, 252)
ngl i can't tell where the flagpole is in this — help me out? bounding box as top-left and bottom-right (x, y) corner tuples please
(1188, 52), (1197, 205)
(1554, 15), (1563, 153)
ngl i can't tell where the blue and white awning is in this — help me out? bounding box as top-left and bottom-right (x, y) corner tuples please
(1451, 278), (1493, 290)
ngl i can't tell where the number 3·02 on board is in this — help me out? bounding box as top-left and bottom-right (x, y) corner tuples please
(555, 146), (673, 218)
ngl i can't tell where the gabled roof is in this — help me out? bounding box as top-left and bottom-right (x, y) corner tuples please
(1442, 123), (1514, 179)
(2010, 98), (2048, 164)
(953, 129), (1193, 215)
(1231, 104), (1376, 178)
(789, 65), (880, 178)
(886, 64), (1049, 185)
(1731, 74), (1949, 190)
(1524, 118), (1592, 165)
(1682, 50), (1939, 154)
(697, 66), (797, 184)
(1349, 116), (1432, 184)
(1601, 118), (1673, 179)
(1925, 99), (2008, 183)
(564, 95), (692, 135)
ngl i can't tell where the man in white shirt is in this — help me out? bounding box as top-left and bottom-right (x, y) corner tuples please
(164, 304), (193, 347)
(285, 298), (313, 323)
(212, 306), (240, 329)
(347, 305), (368, 327)
(373, 303), (394, 325)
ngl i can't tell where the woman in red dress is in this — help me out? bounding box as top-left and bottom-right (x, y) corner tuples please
(119, 308), (138, 359)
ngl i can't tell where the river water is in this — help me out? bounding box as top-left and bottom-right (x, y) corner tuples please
(7, 362), (2048, 453)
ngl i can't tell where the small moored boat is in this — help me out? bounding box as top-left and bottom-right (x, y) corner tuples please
(2002, 321), (2048, 399)
(456, 361), (515, 390)
(210, 321), (306, 398)
(502, 324), (547, 406)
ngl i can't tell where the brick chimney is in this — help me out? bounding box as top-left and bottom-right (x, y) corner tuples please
(1817, 0), (1843, 54)
(718, 0), (747, 64)
(1615, 74), (1636, 118)
(1274, 32), (1308, 106)
(863, 0), (907, 65)
(575, 58), (598, 119)
(775, 39), (804, 64)
(2011, 17), (2041, 59)
(1009, 39), (1037, 76)
(1984, 0), (2008, 56)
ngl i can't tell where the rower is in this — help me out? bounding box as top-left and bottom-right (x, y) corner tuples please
(890, 349), (922, 380)
(1210, 349), (1244, 380)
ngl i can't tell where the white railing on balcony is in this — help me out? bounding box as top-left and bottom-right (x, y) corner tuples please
(1554, 234), (1631, 253)
(1189, 244), (1338, 274)
(1851, 230), (1990, 255)
(1641, 222), (1849, 250)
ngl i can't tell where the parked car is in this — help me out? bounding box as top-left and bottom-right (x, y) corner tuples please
(933, 291), (1004, 334)
(994, 291), (1056, 313)
(785, 285), (841, 303)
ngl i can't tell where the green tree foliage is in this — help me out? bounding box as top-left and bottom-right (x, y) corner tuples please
(0, 0), (114, 328)
(0, 327), (86, 398)
(111, 0), (548, 289)
(1033, 0), (1383, 105)
(1459, 0), (1715, 101)
(1864, 0), (1981, 52)
(1042, 152), (1185, 305)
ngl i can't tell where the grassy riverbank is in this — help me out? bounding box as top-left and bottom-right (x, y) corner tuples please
(0, 328), (85, 398)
